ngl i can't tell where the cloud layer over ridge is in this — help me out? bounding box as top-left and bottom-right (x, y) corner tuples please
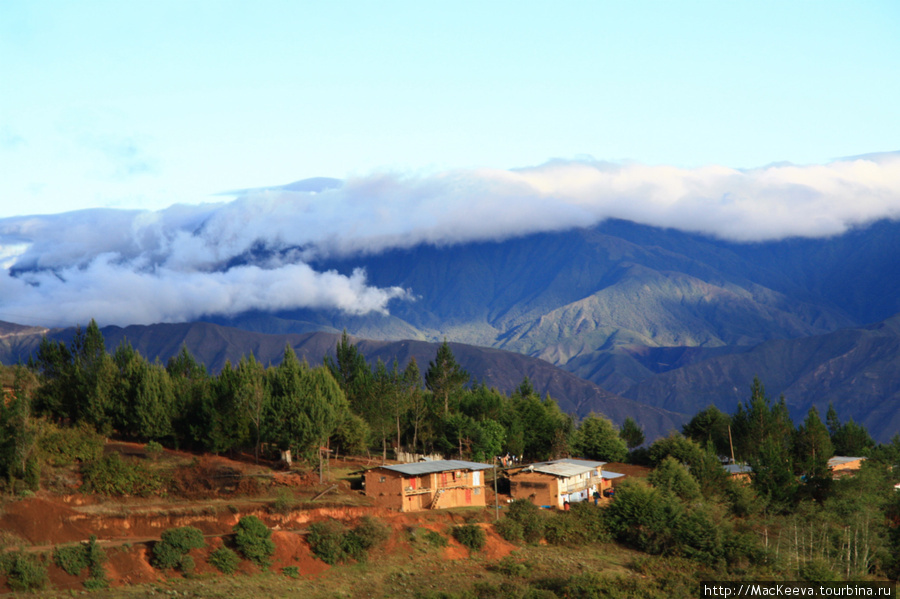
(2, 154), (899, 327)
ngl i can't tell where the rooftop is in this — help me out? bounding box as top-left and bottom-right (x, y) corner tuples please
(519, 458), (607, 478)
(375, 459), (493, 476)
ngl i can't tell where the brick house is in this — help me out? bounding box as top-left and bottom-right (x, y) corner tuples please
(509, 459), (622, 509)
(364, 459), (493, 512)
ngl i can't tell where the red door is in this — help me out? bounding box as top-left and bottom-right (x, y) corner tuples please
(465, 488), (472, 504)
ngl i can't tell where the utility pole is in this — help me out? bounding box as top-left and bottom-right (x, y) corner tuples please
(493, 458), (500, 522)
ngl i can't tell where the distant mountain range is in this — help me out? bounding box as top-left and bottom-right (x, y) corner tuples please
(3, 217), (900, 441)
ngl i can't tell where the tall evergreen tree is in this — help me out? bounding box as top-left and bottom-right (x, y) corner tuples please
(424, 340), (469, 415)
(620, 416), (646, 449)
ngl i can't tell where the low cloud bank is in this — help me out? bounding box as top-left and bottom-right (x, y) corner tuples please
(2, 154), (899, 327)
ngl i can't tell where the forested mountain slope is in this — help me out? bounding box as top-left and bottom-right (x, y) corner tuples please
(0, 320), (685, 440)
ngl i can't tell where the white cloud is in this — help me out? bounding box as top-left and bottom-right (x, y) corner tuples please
(2, 153), (899, 327)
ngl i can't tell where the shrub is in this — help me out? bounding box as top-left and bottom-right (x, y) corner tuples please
(152, 526), (205, 572)
(349, 516), (390, 551)
(160, 526), (205, 554)
(233, 515), (274, 568)
(1, 551), (48, 592)
(502, 499), (546, 544)
(494, 517), (524, 544)
(81, 453), (164, 497)
(52, 535), (108, 587)
(307, 519), (348, 565)
(308, 517), (391, 565)
(53, 544), (89, 576)
(451, 524), (486, 552)
(423, 529), (448, 548)
(145, 440), (164, 460)
(269, 488), (295, 515)
(282, 565), (300, 578)
(208, 547), (241, 574)
(39, 421), (104, 467)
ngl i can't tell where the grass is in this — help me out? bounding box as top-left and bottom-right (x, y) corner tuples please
(25, 538), (649, 599)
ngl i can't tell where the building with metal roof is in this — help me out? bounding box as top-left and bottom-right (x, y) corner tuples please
(509, 459), (624, 508)
(364, 459), (492, 512)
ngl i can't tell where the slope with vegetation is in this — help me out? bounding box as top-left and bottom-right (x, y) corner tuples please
(1, 333), (900, 595)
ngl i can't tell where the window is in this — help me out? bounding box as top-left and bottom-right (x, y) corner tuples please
(380, 476), (386, 483)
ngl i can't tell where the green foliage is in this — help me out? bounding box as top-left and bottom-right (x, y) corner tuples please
(648, 456), (701, 502)
(605, 479), (682, 555)
(620, 416), (645, 449)
(505, 499), (547, 544)
(53, 544), (89, 576)
(543, 503), (610, 546)
(282, 565), (300, 578)
(425, 340), (470, 415)
(573, 413), (628, 462)
(160, 526), (205, 554)
(494, 517), (524, 544)
(349, 515), (390, 552)
(307, 519), (348, 565)
(0, 382), (41, 491)
(307, 516), (390, 565)
(152, 527), (204, 572)
(451, 524), (486, 552)
(80, 452), (164, 496)
(263, 349), (346, 460)
(145, 440), (164, 459)
(422, 529), (449, 548)
(0, 551), (48, 592)
(648, 434), (727, 497)
(208, 546), (241, 574)
(731, 377), (794, 465)
(682, 404), (732, 458)
(826, 404), (875, 457)
(233, 515), (275, 568)
(38, 420), (105, 467)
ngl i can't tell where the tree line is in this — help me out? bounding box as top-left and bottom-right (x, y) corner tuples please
(3, 322), (634, 483)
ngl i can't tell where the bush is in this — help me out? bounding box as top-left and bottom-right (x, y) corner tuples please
(52, 535), (108, 587)
(423, 529), (449, 548)
(349, 516), (390, 551)
(308, 517), (391, 565)
(505, 499), (546, 544)
(152, 526), (205, 572)
(282, 565), (300, 578)
(307, 519), (348, 565)
(209, 546), (240, 574)
(1, 552), (48, 592)
(145, 440), (164, 460)
(53, 544), (89, 576)
(452, 524), (486, 552)
(39, 421), (104, 467)
(81, 453), (164, 497)
(269, 488), (296, 515)
(233, 515), (275, 568)
(160, 526), (205, 554)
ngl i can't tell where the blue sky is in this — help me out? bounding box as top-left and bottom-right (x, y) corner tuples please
(2, 1), (899, 218)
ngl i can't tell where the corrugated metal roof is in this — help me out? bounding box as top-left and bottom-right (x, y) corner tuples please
(723, 464), (752, 475)
(602, 471), (626, 479)
(828, 456), (866, 467)
(376, 459), (493, 476)
(524, 458), (606, 478)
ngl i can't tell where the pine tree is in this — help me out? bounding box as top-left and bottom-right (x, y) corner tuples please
(425, 340), (469, 415)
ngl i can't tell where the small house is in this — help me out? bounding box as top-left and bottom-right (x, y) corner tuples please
(828, 456), (866, 477)
(364, 459), (492, 512)
(509, 459), (623, 509)
(723, 464), (752, 482)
